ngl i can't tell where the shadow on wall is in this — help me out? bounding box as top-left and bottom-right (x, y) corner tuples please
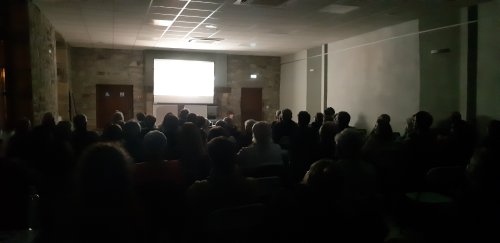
(354, 114), (369, 130)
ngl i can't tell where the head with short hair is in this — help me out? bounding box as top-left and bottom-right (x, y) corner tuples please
(298, 111), (311, 127)
(143, 131), (167, 160)
(252, 121), (272, 144)
(244, 119), (256, 134)
(101, 124), (123, 142)
(282, 109), (293, 121)
(143, 115), (156, 129)
(324, 107), (335, 121)
(207, 126), (229, 142)
(215, 120), (227, 128)
(303, 159), (334, 189)
(76, 143), (133, 206)
(207, 136), (237, 173)
(195, 116), (207, 129)
(136, 112), (146, 122)
(335, 128), (364, 159)
(179, 109), (190, 121)
(186, 113), (198, 124)
(450, 111), (462, 123)
(42, 112), (56, 128)
(73, 114), (88, 131)
(314, 112), (324, 124)
(334, 111), (351, 129)
(414, 111), (433, 131)
(112, 111), (124, 124)
(275, 110), (282, 121)
(377, 114), (391, 124)
(223, 116), (235, 128)
(122, 121), (141, 141)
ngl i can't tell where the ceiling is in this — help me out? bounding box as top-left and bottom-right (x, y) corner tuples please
(33, 0), (488, 56)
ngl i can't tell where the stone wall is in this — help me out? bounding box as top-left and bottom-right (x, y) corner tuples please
(226, 55), (281, 126)
(56, 34), (71, 121)
(71, 48), (280, 130)
(29, 3), (58, 124)
(71, 48), (144, 130)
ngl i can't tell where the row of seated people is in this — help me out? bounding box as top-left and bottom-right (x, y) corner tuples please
(0, 108), (499, 243)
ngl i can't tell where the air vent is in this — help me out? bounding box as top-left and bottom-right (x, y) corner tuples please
(233, 0), (291, 7)
(188, 37), (224, 44)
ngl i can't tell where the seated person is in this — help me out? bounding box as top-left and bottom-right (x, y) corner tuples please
(186, 137), (258, 222)
(237, 122), (284, 174)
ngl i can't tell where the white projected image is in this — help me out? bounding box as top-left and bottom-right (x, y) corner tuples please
(154, 59), (214, 104)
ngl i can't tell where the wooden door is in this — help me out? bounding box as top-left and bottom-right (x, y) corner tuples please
(240, 88), (262, 128)
(96, 84), (133, 129)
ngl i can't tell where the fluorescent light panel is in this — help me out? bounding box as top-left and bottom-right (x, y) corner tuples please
(152, 19), (174, 26)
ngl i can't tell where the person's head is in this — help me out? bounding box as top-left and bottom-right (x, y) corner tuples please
(377, 114), (391, 124)
(179, 109), (190, 121)
(282, 109), (293, 121)
(179, 122), (205, 155)
(76, 143), (133, 206)
(298, 111), (311, 127)
(244, 119), (256, 135)
(374, 120), (393, 141)
(101, 124), (123, 142)
(161, 113), (179, 132)
(334, 111), (351, 129)
(42, 112), (56, 128)
(136, 112), (146, 122)
(275, 110), (282, 121)
(207, 136), (237, 174)
(335, 128), (364, 159)
(207, 126), (229, 142)
(414, 111), (433, 131)
(303, 159), (334, 189)
(112, 111), (124, 125)
(143, 131), (167, 161)
(450, 111), (462, 123)
(143, 115), (156, 129)
(314, 112), (324, 124)
(195, 116), (207, 129)
(252, 121), (272, 144)
(215, 120), (227, 128)
(324, 107), (335, 121)
(226, 111), (235, 119)
(73, 114), (88, 131)
(122, 121), (141, 141)
(186, 113), (198, 124)
(223, 116), (235, 129)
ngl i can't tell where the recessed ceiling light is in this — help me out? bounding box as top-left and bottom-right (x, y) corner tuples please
(320, 4), (359, 14)
(250, 74), (257, 79)
(206, 24), (217, 29)
(152, 19), (173, 27)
